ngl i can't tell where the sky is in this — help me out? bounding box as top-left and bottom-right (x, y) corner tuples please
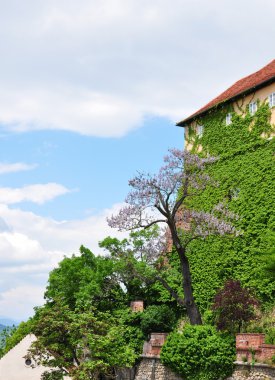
(0, 0), (274, 323)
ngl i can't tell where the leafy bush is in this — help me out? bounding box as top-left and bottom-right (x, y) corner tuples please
(245, 307), (275, 344)
(115, 308), (145, 355)
(266, 328), (275, 345)
(140, 305), (177, 335)
(161, 324), (235, 380)
(41, 370), (64, 380)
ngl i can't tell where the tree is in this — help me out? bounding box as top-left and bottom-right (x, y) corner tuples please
(108, 149), (238, 324)
(99, 226), (174, 305)
(31, 301), (137, 380)
(31, 246), (145, 379)
(0, 320), (33, 358)
(212, 279), (259, 333)
(45, 245), (126, 312)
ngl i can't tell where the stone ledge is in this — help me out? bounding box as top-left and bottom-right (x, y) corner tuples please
(140, 355), (160, 359)
(235, 361), (275, 369)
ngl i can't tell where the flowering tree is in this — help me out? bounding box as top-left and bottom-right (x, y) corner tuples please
(108, 149), (238, 325)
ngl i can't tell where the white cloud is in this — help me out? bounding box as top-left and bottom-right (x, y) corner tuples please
(0, 203), (127, 320)
(0, 285), (46, 322)
(0, 0), (273, 136)
(0, 162), (37, 175)
(0, 203), (126, 254)
(0, 183), (71, 205)
(0, 232), (44, 265)
(0, 88), (143, 137)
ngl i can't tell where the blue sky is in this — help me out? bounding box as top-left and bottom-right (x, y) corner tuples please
(0, 0), (274, 322)
(0, 116), (183, 220)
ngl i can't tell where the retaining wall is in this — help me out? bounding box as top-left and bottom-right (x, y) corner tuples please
(134, 358), (275, 380)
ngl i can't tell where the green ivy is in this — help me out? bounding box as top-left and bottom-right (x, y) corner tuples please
(186, 102), (273, 156)
(184, 103), (275, 311)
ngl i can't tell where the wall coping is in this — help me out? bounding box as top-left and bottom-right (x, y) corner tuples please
(236, 333), (265, 336)
(262, 344), (275, 348)
(140, 355), (160, 359)
(235, 361), (275, 369)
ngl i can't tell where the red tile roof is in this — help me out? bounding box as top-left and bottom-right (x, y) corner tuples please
(177, 59), (275, 126)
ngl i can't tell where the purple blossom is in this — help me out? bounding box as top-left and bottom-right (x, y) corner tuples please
(107, 148), (239, 246)
(108, 149), (221, 232)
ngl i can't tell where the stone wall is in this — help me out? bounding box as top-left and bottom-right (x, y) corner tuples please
(134, 358), (275, 380)
(134, 357), (182, 380)
(226, 363), (275, 380)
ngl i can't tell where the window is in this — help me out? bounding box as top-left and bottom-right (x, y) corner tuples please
(269, 92), (275, 108)
(25, 358), (32, 366)
(197, 125), (204, 138)
(249, 101), (257, 115)
(225, 113), (232, 125)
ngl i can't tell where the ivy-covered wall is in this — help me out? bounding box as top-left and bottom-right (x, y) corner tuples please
(185, 102), (275, 312)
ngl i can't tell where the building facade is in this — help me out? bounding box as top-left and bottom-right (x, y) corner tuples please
(177, 59), (275, 152)
(174, 60), (275, 312)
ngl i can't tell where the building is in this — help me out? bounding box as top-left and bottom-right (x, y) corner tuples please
(177, 59), (275, 151)
(174, 60), (275, 312)
(0, 334), (71, 380)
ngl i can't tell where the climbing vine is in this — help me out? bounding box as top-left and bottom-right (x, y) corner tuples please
(183, 102), (275, 311)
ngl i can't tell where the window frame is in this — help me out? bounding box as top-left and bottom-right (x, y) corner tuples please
(197, 125), (204, 138)
(269, 92), (275, 108)
(225, 113), (232, 125)
(249, 101), (257, 115)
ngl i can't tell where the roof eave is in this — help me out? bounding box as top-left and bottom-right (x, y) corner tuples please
(176, 76), (275, 128)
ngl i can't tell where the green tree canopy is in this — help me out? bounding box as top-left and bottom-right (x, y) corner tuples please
(31, 301), (137, 380)
(45, 245), (125, 312)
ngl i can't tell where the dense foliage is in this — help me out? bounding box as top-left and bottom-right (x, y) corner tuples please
(44, 245), (125, 311)
(245, 307), (275, 345)
(161, 324), (235, 380)
(184, 103), (275, 311)
(31, 301), (137, 380)
(139, 305), (177, 335)
(30, 246), (148, 379)
(99, 226), (168, 304)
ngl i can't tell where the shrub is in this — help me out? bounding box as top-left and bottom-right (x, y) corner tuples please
(212, 279), (258, 333)
(160, 324), (235, 380)
(140, 305), (177, 335)
(245, 307), (275, 344)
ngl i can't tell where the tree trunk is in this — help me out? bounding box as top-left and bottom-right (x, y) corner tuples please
(179, 252), (202, 325)
(169, 222), (202, 325)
